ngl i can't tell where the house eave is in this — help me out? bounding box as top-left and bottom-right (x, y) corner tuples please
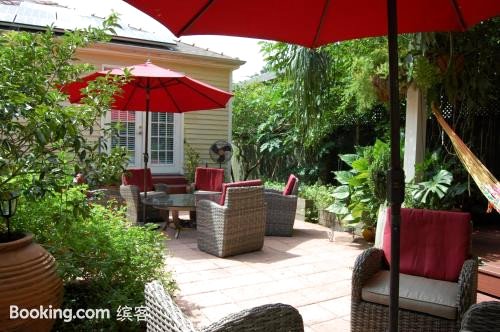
(78, 42), (245, 70)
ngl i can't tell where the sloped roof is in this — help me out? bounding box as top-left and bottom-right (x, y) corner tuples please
(175, 40), (240, 62)
(0, 0), (243, 63)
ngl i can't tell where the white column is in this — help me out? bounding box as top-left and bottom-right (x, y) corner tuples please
(403, 83), (427, 182)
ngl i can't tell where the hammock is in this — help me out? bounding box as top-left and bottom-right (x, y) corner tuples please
(432, 104), (500, 213)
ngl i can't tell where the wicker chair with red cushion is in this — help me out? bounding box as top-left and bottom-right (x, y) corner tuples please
(351, 208), (478, 332)
(197, 180), (265, 257)
(264, 174), (299, 236)
(187, 167), (225, 205)
(120, 168), (168, 224)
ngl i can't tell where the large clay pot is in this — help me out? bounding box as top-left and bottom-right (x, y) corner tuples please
(0, 233), (63, 331)
(362, 227), (376, 243)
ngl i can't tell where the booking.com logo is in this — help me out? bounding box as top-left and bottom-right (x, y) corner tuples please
(10, 305), (111, 323)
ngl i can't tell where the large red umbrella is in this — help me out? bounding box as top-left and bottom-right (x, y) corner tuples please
(124, 0), (499, 48)
(122, 1), (500, 330)
(64, 61), (232, 221)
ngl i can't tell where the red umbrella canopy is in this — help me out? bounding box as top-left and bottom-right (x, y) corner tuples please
(124, 0), (500, 48)
(65, 61), (233, 113)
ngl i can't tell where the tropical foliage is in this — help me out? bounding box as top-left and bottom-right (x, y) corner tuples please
(234, 18), (499, 214)
(329, 140), (390, 228)
(405, 149), (468, 210)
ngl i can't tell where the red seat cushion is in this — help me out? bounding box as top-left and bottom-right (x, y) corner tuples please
(219, 180), (262, 205)
(195, 167), (224, 192)
(382, 208), (472, 282)
(283, 174), (298, 195)
(122, 168), (154, 192)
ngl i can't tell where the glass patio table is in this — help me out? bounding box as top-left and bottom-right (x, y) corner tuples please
(142, 194), (195, 239)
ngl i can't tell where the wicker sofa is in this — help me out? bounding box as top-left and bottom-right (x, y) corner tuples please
(120, 169), (169, 224)
(197, 183), (266, 257)
(351, 208), (478, 332)
(145, 280), (304, 332)
(264, 174), (299, 236)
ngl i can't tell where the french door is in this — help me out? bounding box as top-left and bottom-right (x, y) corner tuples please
(108, 110), (182, 174)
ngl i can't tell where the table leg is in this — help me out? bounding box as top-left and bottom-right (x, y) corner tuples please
(172, 211), (181, 239)
(160, 210), (170, 231)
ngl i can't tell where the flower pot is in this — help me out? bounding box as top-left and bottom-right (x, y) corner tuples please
(362, 227), (376, 243)
(0, 233), (63, 331)
(318, 209), (336, 228)
(296, 198), (314, 222)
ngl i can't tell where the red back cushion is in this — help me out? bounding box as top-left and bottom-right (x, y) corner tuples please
(283, 174), (298, 195)
(122, 169), (154, 192)
(195, 167), (224, 192)
(219, 180), (262, 205)
(382, 208), (471, 282)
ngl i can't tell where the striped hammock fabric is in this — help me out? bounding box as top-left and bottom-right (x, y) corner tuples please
(432, 105), (500, 213)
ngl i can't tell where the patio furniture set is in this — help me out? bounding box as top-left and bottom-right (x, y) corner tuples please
(120, 168), (494, 332)
(120, 167), (299, 251)
(135, 189), (492, 332)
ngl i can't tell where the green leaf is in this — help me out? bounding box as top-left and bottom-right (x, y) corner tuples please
(327, 201), (349, 215)
(331, 185), (350, 199)
(334, 171), (353, 185)
(339, 154), (358, 167)
(352, 158), (369, 172)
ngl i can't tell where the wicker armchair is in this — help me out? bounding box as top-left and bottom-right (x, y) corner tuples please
(264, 175), (299, 236)
(460, 301), (500, 332)
(119, 185), (168, 224)
(351, 209), (478, 332)
(197, 185), (266, 257)
(187, 167), (224, 203)
(351, 248), (478, 332)
(120, 169), (168, 224)
(145, 280), (304, 332)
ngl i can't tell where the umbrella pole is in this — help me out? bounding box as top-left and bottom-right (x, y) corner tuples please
(143, 79), (151, 224)
(387, 0), (405, 331)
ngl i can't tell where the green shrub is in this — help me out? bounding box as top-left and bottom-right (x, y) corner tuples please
(13, 187), (175, 331)
(299, 184), (335, 222)
(263, 179), (285, 191)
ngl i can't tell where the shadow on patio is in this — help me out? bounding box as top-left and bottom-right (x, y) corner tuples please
(161, 218), (370, 332)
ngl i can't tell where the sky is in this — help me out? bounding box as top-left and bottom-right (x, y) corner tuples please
(54, 0), (266, 82)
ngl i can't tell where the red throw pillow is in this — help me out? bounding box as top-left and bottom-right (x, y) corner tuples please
(122, 169), (154, 192)
(219, 180), (262, 205)
(283, 174), (298, 195)
(382, 208), (472, 282)
(195, 167), (224, 192)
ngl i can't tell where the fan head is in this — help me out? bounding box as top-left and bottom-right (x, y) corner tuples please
(209, 140), (233, 164)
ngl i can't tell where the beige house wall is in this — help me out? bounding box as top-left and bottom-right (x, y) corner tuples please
(74, 42), (242, 174)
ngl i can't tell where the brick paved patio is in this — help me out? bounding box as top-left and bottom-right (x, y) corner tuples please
(161, 219), (370, 331)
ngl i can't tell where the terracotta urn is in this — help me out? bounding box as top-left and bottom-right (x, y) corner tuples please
(0, 233), (63, 331)
(362, 227), (376, 243)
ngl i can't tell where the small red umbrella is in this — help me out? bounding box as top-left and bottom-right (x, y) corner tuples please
(66, 61), (232, 112)
(64, 61), (232, 221)
(122, 1), (500, 330)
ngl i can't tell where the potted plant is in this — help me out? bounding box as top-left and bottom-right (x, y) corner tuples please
(298, 184), (333, 224)
(330, 141), (389, 242)
(296, 196), (315, 222)
(0, 191), (63, 331)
